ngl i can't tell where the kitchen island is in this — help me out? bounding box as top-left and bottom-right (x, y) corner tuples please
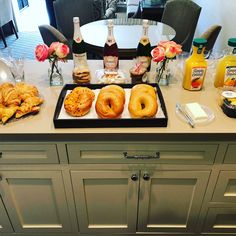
(0, 60), (236, 236)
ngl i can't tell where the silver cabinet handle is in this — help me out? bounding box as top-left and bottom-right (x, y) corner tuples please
(123, 151), (160, 159)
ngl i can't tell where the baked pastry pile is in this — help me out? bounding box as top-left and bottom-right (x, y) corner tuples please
(0, 82), (44, 124)
(72, 67), (91, 84)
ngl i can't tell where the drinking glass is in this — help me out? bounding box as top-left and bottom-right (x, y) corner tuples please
(176, 51), (191, 71)
(9, 56), (25, 83)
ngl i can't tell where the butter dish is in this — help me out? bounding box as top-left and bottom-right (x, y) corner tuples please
(176, 102), (214, 126)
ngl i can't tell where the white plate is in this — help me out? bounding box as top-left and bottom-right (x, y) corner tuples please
(176, 104), (215, 126)
(95, 69), (130, 84)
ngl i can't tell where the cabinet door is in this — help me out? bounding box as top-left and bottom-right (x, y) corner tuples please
(138, 170), (210, 233)
(71, 170), (139, 233)
(0, 171), (71, 233)
(0, 197), (13, 233)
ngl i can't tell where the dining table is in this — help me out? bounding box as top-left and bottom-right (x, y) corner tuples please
(80, 18), (176, 59)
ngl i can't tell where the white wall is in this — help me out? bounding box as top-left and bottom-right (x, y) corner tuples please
(193, 0), (236, 51)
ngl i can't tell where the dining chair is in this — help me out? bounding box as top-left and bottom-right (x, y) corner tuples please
(38, 25), (72, 59)
(200, 25), (222, 58)
(0, 0), (18, 47)
(53, 0), (101, 40)
(161, 0), (201, 52)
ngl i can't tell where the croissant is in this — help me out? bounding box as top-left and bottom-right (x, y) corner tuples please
(15, 83), (39, 101)
(2, 106), (18, 124)
(15, 96), (43, 118)
(1, 86), (21, 107)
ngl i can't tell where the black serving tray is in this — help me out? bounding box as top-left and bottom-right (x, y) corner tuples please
(53, 83), (168, 128)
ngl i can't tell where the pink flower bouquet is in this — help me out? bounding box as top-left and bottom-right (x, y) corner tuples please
(151, 41), (182, 62)
(35, 42), (70, 85)
(151, 41), (182, 84)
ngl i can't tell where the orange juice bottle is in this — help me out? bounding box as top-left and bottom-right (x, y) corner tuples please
(182, 38), (207, 91)
(214, 38), (236, 88)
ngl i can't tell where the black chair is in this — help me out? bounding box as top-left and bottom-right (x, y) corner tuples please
(201, 25), (222, 57)
(161, 0), (201, 52)
(53, 0), (101, 40)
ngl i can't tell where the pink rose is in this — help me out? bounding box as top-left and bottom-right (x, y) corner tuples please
(55, 43), (70, 58)
(49, 42), (61, 56)
(151, 46), (165, 62)
(158, 41), (182, 58)
(35, 44), (49, 62)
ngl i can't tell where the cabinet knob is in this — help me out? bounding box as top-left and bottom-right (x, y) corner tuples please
(131, 174), (138, 181)
(143, 173), (150, 181)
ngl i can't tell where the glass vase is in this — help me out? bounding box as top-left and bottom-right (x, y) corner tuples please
(48, 59), (63, 86)
(155, 59), (171, 86)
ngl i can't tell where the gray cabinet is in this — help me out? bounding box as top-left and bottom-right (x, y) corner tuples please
(71, 169), (210, 234)
(0, 196), (13, 233)
(203, 171), (236, 233)
(71, 170), (139, 233)
(138, 170), (210, 233)
(67, 142), (218, 164)
(203, 207), (236, 233)
(224, 145), (236, 163)
(0, 170), (71, 233)
(212, 171), (236, 203)
(0, 144), (59, 164)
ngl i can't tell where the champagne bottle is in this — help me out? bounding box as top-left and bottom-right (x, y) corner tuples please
(72, 17), (87, 68)
(136, 19), (151, 71)
(103, 19), (119, 70)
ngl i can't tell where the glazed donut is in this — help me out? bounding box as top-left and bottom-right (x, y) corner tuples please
(64, 87), (95, 117)
(128, 84), (158, 118)
(128, 92), (158, 118)
(131, 84), (157, 99)
(95, 85), (125, 118)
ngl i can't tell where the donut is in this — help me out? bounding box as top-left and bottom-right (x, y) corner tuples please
(128, 84), (158, 118)
(64, 87), (95, 117)
(95, 85), (125, 119)
(131, 84), (157, 99)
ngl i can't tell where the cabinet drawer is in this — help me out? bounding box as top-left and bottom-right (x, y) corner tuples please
(203, 207), (236, 233)
(67, 142), (218, 164)
(0, 144), (59, 164)
(224, 144), (236, 163)
(212, 171), (236, 203)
